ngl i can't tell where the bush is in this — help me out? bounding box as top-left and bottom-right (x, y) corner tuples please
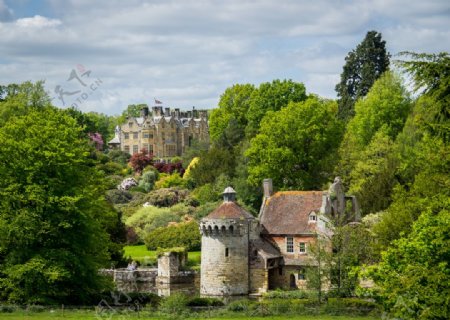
(125, 206), (181, 241)
(264, 288), (311, 299)
(0, 305), (16, 313)
(105, 175), (125, 189)
(187, 297), (224, 307)
(159, 293), (189, 316)
(138, 170), (159, 192)
(108, 150), (131, 165)
(143, 188), (192, 207)
(155, 173), (187, 189)
(129, 149), (153, 173)
(97, 161), (124, 175)
(118, 177), (138, 190)
(106, 189), (133, 204)
(144, 221), (201, 251)
(227, 299), (256, 313)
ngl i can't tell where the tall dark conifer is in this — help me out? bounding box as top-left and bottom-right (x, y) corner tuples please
(336, 31), (390, 120)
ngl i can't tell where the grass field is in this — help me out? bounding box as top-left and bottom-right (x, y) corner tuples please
(0, 309), (380, 319)
(123, 245), (201, 267)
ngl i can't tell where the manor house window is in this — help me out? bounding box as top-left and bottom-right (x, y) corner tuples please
(124, 145), (130, 154)
(299, 242), (306, 254)
(133, 145), (138, 154)
(133, 132), (138, 139)
(143, 132), (150, 139)
(286, 237), (294, 253)
(124, 133), (129, 140)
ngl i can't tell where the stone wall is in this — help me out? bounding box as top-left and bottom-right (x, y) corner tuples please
(249, 268), (268, 294)
(200, 219), (250, 295)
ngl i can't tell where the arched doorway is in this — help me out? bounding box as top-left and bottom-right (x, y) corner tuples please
(290, 274), (297, 289)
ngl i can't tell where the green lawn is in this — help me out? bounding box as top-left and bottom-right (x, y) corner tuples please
(0, 309), (380, 319)
(123, 245), (201, 267)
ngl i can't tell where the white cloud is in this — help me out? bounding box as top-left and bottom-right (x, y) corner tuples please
(16, 15), (62, 28)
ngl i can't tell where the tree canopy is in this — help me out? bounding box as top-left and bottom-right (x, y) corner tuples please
(335, 30), (390, 121)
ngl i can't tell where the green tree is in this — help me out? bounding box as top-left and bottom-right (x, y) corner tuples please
(0, 106), (115, 304)
(395, 52), (449, 141)
(369, 208), (450, 319)
(246, 79), (307, 138)
(335, 30), (390, 120)
(246, 96), (342, 190)
(209, 83), (255, 143)
(336, 71), (410, 192)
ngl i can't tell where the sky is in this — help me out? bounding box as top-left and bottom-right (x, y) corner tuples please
(0, 0), (448, 115)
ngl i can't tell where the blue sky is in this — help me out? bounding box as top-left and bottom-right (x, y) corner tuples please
(0, 0), (449, 115)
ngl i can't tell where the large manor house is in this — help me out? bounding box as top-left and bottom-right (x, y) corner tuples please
(200, 177), (360, 295)
(108, 105), (209, 158)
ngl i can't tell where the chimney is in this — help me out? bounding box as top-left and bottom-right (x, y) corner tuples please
(140, 106), (149, 118)
(187, 111), (192, 118)
(165, 107), (170, 117)
(174, 108), (180, 119)
(263, 179), (273, 198)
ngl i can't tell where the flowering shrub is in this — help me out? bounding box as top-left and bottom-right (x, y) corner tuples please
(88, 132), (104, 151)
(153, 161), (185, 175)
(129, 149), (153, 173)
(118, 177), (138, 190)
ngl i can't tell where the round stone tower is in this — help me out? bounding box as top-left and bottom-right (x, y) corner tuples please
(200, 187), (255, 296)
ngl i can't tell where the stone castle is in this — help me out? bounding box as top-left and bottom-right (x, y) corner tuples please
(108, 105), (209, 158)
(200, 178), (359, 295)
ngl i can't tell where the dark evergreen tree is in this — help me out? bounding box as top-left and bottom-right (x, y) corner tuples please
(335, 31), (390, 120)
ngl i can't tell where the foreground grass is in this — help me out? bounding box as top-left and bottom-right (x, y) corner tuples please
(0, 309), (380, 319)
(123, 245), (201, 267)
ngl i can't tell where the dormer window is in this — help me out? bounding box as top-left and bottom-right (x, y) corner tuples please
(309, 211), (317, 222)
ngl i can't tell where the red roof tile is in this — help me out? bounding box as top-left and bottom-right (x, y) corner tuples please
(260, 191), (323, 235)
(205, 201), (255, 220)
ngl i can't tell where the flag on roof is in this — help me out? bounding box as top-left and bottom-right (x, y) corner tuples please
(154, 98), (163, 104)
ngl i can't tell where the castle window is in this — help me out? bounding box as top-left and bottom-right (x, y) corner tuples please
(225, 248), (229, 257)
(286, 237), (294, 253)
(124, 133), (129, 140)
(229, 225), (234, 235)
(133, 132), (138, 139)
(278, 267), (283, 276)
(299, 242), (306, 253)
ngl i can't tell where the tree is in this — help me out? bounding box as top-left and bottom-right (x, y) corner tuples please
(0, 106), (116, 304)
(209, 83), (255, 143)
(129, 149), (153, 173)
(246, 79), (307, 138)
(246, 96), (342, 190)
(369, 208), (450, 319)
(335, 30), (390, 120)
(395, 52), (449, 141)
(336, 71), (410, 191)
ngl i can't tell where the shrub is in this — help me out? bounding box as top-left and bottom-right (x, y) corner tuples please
(155, 173), (187, 189)
(105, 175), (125, 189)
(106, 189), (133, 204)
(97, 161), (124, 175)
(125, 206), (180, 241)
(129, 149), (153, 173)
(264, 288), (311, 299)
(138, 170), (159, 192)
(118, 177), (138, 190)
(187, 297), (224, 307)
(108, 150), (131, 165)
(143, 188), (191, 207)
(144, 221), (201, 251)
(159, 293), (189, 316)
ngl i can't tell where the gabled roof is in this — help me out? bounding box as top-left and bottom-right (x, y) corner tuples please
(260, 191), (323, 235)
(204, 201), (254, 220)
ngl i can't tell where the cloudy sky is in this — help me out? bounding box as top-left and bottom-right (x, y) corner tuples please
(0, 0), (448, 115)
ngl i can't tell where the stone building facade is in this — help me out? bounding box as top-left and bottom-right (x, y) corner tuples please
(200, 178), (359, 296)
(108, 106), (209, 158)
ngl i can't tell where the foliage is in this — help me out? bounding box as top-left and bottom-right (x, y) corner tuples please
(369, 209), (450, 319)
(144, 221), (201, 251)
(246, 79), (307, 138)
(105, 189), (133, 204)
(125, 205), (183, 241)
(142, 188), (193, 207)
(158, 292), (189, 317)
(153, 161), (184, 176)
(211, 84), (255, 136)
(155, 173), (187, 189)
(107, 149), (131, 166)
(186, 296), (224, 307)
(138, 170), (159, 192)
(129, 149), (153, 173)
(246, 96), (343, 190)
(0, 105), (116, 304)
(183, 156), (199, 180)
(395, 51), (449, 141)
(335, 30), (390, 120)
(188, 147), (235, 186)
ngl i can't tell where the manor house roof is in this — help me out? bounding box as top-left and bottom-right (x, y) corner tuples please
(260, 191), (324, 235)
(205, 201), (255, 220)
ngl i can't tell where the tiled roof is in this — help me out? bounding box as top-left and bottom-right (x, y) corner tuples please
(260, 191), (323, 235)
(204, 201), (255, 220)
